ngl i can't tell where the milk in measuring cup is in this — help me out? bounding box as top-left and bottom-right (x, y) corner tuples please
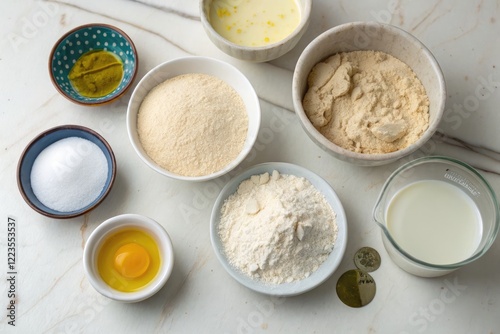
(386, 180), (482, 265)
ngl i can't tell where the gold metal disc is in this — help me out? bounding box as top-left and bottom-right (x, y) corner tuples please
(336, 269), (376, 308)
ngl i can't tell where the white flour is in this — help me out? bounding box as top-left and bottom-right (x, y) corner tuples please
(218, 170), (338, 284)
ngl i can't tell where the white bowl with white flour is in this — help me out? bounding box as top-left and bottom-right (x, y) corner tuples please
(127, 56), (261, 181)
(210, 162), (347, 296)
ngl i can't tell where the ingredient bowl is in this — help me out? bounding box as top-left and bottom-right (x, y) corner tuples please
(200, 0), (312, 62)
(17, 125), (116, 219)
(49, 23), (138, 106)
(292, 22), (446, 166)
(373, 156), (499, 277)
(83, 214), (174, 303)
(127, 56), (261, 182)
(210, 162), (347, 296)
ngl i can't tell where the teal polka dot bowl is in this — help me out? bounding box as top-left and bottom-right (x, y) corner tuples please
(49, 23), (138, 106)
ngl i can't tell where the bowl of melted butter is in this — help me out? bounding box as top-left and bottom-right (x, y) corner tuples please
(200, 0), (312, 62)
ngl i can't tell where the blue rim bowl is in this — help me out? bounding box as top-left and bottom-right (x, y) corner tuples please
(49, 23), (138, 106)
(17, 125), (116, 219)
(210, 162), (348, 296)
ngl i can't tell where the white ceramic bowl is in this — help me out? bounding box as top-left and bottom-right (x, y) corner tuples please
(127, 56), (261, 181)
(292, 22), (446, 166)
(200, 0), (312, 62)
(210, 162), (347, 296)
(83, 214), (174, 303)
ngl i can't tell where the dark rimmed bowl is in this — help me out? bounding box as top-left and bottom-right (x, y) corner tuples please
(17, 125), (116, 219)
(49, 23), (138, 106)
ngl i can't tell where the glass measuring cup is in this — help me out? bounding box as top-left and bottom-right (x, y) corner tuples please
(373, 156), (499, 277)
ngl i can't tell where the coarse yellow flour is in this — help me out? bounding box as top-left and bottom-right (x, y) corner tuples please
(137, 73), (248, 176)
(303, 51), (429, 154)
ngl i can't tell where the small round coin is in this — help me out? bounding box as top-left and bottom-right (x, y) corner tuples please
(354, 247), (381, 272)
(336, 269), (376, 308)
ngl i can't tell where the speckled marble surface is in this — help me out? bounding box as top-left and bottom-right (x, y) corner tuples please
(1, 1), (500, 333)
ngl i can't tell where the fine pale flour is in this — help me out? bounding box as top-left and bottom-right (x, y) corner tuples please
(137, 73), (248, 177)
(219, 170), (338, 284)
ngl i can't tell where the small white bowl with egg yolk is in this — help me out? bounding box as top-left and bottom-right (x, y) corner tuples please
(83, 214), (174, 303)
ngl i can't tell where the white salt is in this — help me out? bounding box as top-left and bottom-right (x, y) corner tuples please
(30, 137), (108, 212)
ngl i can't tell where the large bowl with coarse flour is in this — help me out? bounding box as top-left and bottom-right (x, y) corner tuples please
(292, 22), (446, 166)
(127, 56), (261, 181)
(210, 162), (348, 296)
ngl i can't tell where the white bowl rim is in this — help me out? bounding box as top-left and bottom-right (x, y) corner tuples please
(210, 162), (348, 296)
(292, 21), (446, 164)
(199, 0), (312, 51)
(83, 213), (174, 303)
(127, 56), (261, 182)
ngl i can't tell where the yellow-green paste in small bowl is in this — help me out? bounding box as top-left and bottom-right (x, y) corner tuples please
(49, 24), (138, 106)
(68, 50), (124, 98)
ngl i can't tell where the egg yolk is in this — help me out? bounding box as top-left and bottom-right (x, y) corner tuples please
(113, 243), (150, 278)
(97, 229), (161, 292)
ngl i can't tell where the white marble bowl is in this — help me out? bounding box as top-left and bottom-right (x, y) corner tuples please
(210, 162), (347, 296)
(292, 22), (446, 166)
(83, 214), (174, 303)
(127, 56), (261, 181)
(200, 0), (312, 62)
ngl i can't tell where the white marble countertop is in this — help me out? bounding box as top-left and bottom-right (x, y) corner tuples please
(1, 0), (500, 333)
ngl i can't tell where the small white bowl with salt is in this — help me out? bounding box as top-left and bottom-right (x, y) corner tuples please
(17, 125), (116, 219)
